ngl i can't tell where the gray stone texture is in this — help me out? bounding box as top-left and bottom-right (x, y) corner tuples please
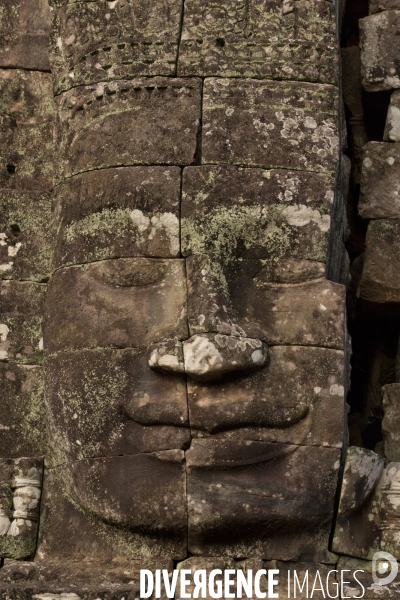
(202, 78), (338, 172)
(359, 142), (400, 219)
(0, 281), (45, 364)
(382, 384), (400, 461)
(55, 78), (201, 180)
(359, 219), (400, 303)
(52, 167), (181, 269)
(384, 90), (400, 141)
(49, 0), (182, 94)
(182, 166), (335, 262)
(333, 447), (400, 561)
(178, 0), (338, 85)
(0, 70), (54, 192)
(360, 11), (400, 91)
(0, 0), (51, 70)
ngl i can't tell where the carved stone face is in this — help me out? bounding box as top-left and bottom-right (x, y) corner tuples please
(44, 166), (345, 562)
(41, 0), (344, 564)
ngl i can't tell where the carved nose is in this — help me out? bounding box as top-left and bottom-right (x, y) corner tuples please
(148, 333), (269, 382)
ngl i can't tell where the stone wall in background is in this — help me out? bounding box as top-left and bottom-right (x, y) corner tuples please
(0, 0), (399, 596)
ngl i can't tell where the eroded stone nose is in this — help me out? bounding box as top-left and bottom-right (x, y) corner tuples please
(148, 333), (269, 381)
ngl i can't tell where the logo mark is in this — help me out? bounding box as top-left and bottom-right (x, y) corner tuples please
(372, 551), (398, 586)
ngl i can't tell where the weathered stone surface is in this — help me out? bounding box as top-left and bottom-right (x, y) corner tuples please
(360, 11), (400, 91)
(53, 167), (181, 269)
(178, 0), (337, 85)
(182, 333), (268, 381)
(370, 0), (400, 13)
(382, 384), (400, 460)
(202, 79), (338, 172)
(265, 561), (334, 600)
(0, 0), (51, 70)
(0, 70), (54, 191)
(186, 256), (346, 349)
(0, 281), (45, 364)
(332, 447), (400, 560)
(337, 556), (400, 598)
(0, 191), (52, 281)
(384, 90), (400, 141)
(50, 0), (182, 94)
(0, 558), (173, 596)
(175, 556), (238, 600)
(181, 166), (335, 262)
(359, 142), (400, 218)
(55, 78), (201, 180)
(0, 364), (45, 458)
(341, 47), (368, 184)
(44, 258), (188, 354)
(186, 442), (341, 561)
(187, 345), (345, 448)
(45, 348), (189, 466)
(0, 457), (43, 560)
(38, 456), (187, 561)
(359, 220), (400, 303)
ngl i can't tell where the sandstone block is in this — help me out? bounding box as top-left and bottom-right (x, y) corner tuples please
(360, 11), (400, 91)
(55, 78), (201, 180)
(44, 258), (188, 354)
(370, 0), (400, 13)
(186, 442), (341, 561)
(38, 455), (187, 561)
(53, 167), (181, 269)
(178, 0), (337, 85)
(45, 348), (189, 465)
(50, 0), (182, 93)
(186, 256), (346, 349)
(202, 79), (338, 172)
(337, 556), (400, 598)
(0, 281), (45, 364)
(359, 219), (400, 302)
(382, 384), (400, 460)
(0, 71), (54, 191)
(0, 364), (45, 458)
(187, 345), (345, 448)
(384, 89), (400, 141)
(333, 450), (400, 560)
(181, 166), (335, 262)
(0, 0), (51, 70)
(359, 142), (400, 218)
(0, 191), (52, 281)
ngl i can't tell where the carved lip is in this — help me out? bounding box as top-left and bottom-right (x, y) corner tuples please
(185, 439), (298, 469)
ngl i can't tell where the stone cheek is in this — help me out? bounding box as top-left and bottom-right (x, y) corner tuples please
(202, 79), (339, 172)
(43, 258), (188, 354)
(359, 142), (400, 219)
(187, 345), (345, 447)
(45, 348), (189, 466)
(55, 78), (202, 180)
(50, 0), (182, 94)
(359, 219), (400, 303)
(360, 11), (400, 91)
(52, 167), (181, 269)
